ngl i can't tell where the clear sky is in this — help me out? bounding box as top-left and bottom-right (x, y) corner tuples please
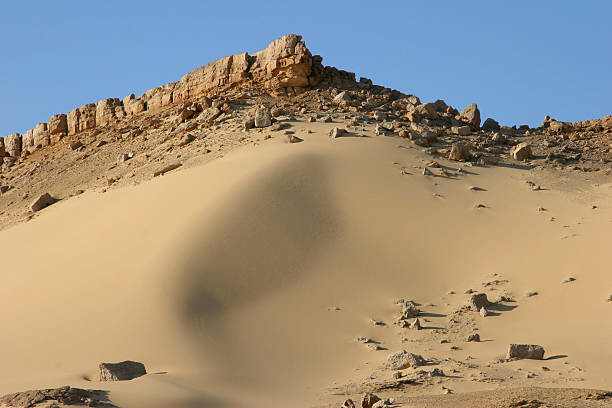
(1, 1), (610, 136)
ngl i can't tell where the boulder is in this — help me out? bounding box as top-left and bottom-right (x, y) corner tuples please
(448, 142), (471, 161)
(329, 127), (347, 138)
(467, 333), (481, 342)
(492, 133), (506, 144)
(30, 193), (56, 212)
(333, 91), (352, 106)
(511, 142), (532, 160)
(507, 344), (545, 360)
(254, 105), (272, 128)
(4, 133), (21, 157)
(342, 399), (356, 408)
(482, 118), (500, 131)
(401, 301), (420, 319)
(416, 103), (438, 120)
(386, 350), (426, 370)
(98, 361), (146, 381)
(451, 125), (471, 136)
(460, 104), (481, 129)
(468, 293), (489, 311)
(361, 392), (381, 408)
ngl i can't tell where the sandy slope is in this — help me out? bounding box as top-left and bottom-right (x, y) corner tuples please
(0, 121), (610, 407)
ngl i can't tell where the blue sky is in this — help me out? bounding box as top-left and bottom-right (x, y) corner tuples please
(1, 1), (610, 136)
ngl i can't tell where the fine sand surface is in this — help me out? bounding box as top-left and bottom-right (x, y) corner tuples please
(0, 121), (610, 407)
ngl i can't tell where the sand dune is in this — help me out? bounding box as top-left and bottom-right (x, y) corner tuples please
(0, 122), (611, 407)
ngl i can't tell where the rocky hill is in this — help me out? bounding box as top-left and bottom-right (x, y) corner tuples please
(0, 34), (610, 228)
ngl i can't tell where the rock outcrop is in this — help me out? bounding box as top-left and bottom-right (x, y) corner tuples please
(4, 133), (21, 157)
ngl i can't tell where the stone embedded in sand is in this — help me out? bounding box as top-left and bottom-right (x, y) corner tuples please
(423, 167), (433, 176)
(0, 386), (113, 408)
(254, 105), (272, 128)
(467, 333), (481, 342)
(329, 127), (347, 139)
(287, 134), (303, 144)
(480, 307), (489, 317)
(409, 318), (422, 330)
(99, 360), (146, 381)
(448, 142), (471, 161)
(361, 392), (381, 408)
(429, 368), (445, 377)
(401, 301), (420, 319)
(342, 399), (356, 408)
(468, 293), (489, 311)
(30, 193), (56, 212)
(386, 350), (426, 370)
(511, 142), (532, 161)
(460, 103), (481, 129)
(507, 344), (545, 360)
(153, 163), (182, 177)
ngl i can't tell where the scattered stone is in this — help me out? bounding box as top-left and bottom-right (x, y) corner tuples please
(511, 142), (533, 161)
(562, 277), (575, 283)
(117, 152), (134, 163)
(429, 368), (445, 377)
(409, 318), (422, 330)
(467, 333), (481, 342)
(342, 399), (356, 408)
(153, 163), (182, 177)
(287, 134), (303, 144)
(386, 350), (426, 370)
(371, 319), (385, 326)
(392, 371), (403, 379)
(401, 301), (420, 319)
(448, 142), (471, 161)
(469, 293), (489, 311)
(361, 392), (381, 408)
(423, 167), (433, 176)
(69, 141), (83, 150)
(479, 307), (489, 317)
(507, 344), (545, 360)
(322, 116), (333, 123)
(329, 127), (347, 138)
(30, 193), (57, 212)
(526, 291), (539, 297)
(243, 119), (255, 130)
(99, 360), (147, 381)
(492, 132), (506, 144)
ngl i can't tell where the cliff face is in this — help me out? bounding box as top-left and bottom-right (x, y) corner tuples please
(1, 34), (320, 157)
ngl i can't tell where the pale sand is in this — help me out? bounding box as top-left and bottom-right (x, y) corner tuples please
(0, 122), (610, 407)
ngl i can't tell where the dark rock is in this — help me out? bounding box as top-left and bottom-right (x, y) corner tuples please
(99, 360), (146, 381)
(30, 193), (56, 212)
(507, 344), (545, 360)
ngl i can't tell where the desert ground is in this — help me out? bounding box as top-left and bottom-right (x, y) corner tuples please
(0, 35), (610, 408)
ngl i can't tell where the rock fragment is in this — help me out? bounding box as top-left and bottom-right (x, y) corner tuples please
(254, 105), (272, 128)
(511, 142), (532, 161)
(386, 350), (426, 370)
(30, 193), (56, 212)
(467, 333), (481, 342)
(99, 360), (147, 381)
(460, 104), (481, 129)
(361, 392), (381, 408)
(153, 163), (182, 177)
(507, 344), (545, 360)
(468, 293), (489, 311)
(448, 142), (471, 161)
(329, 127), (347, 138)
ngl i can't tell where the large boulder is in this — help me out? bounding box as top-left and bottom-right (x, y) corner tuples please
(482, 117), (500, 131)
(254, 105), (272, 128)
(4, 133), (21, 157)
(448, 142), (471, 161)
(416, 103), (438, 120)
(460, 103), (481, 129)
(507, 344), (545, 360)
(511, 142), (532, 161)
(99, 361), (146, 381)
(386, 350), (426, 370)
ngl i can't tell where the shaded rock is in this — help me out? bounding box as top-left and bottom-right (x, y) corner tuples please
(333, 91), (352, 106)
(287, 134), (303, 143)
(467, 333), (481, 342)
(361, 392), (381, 408)
(386, 350), (426, 370)
(244, 118), (255, 130)
(429, 368), (445, 377)
(69, 141), (83, 150)
(423, 167), (433, 176)
(329, 127), (347, 138)
(511, 142), (532, 161)
(460, 104), (481, 129)
(254, 105), (272, 128)
(401, 301), (420, 318)
(416, 103), (438, 120)
(507, 344), (545, 360)
(409, 318), (422, 330)
(4, 133), (21, 157)
(492, 132), (506, 144)
(482, 118), (500, 131)
(342, 399), (356, 408)
(480, 307), (489, 317)
(451, 125), (471, 136)
(153, 163), (182, 177)
(468, 293), (489, 311)
(448, 142), (471, 161)
(99, 360), (146, 381)
(30, 193), (56, 212)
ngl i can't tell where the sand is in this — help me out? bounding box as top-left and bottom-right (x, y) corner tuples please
(0, 121), (610, 407)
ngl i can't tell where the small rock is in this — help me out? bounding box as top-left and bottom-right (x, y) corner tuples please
(243, 119), (255, 130)
(153, 163), (182, 177)
(342, 399), (356, 408)
(287, 134), (303, 144)
(99, 360), (146, 381)
(329, 127), (347, 139)
(423, 167), (433, 176)
(386, 350), (426, 370)
(69, 141), (83, 150)
(30, 193), (56, 212)
(429, 368), (445, 377)
(392, 371), (403, 379)
(333, 91), (352, 106)
(440, 339), (449, 344)
(474, 203), (487, 209)
(507, 344), (545, 360)
(409, 318), (422, 330)
(562, 277), (575, 283)
(468, 293), (489, 311)
(254, 105), (272, 128)
(361, 392), (381, 408)
(479, 307), (489, 317)
(511, 142), (532, 161)
(526, 291), (538, 297)
(467, 333), (481, 342)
